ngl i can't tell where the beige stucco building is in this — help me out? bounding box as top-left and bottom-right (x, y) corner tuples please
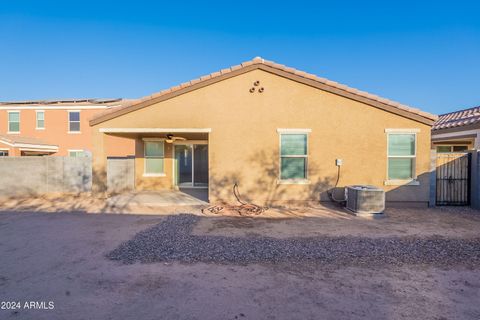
(90, 57), (437, 207)
(431, 106), (480, 152)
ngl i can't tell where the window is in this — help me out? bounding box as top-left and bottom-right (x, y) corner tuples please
(36, 111), (45, 129)
(387, 133), (416, 180)
(68, 150), (85, 157)
(8, 111), (20, 133)
(0, 151), (8, 156)
(453, 145), (468, 152)
(279, 134), (308, 181)
(436, 146), (452, 153)
(436, 145), (468, 153)
(144, 140), (165, 175)
(68, 111), (80, 132)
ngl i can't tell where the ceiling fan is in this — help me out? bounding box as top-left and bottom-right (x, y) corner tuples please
(165, 134), (187, 143)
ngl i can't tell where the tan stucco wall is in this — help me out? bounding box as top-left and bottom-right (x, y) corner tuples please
(92, 69), (432, 205)
(105, 134), (136, 158)
(134, 139), (174, 190)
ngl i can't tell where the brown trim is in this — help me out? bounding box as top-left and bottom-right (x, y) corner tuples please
(90, 64), (435, 126)
(432, 122), (480, 134)
(432, 140), (473, 145)
(432, 133), (477, 142)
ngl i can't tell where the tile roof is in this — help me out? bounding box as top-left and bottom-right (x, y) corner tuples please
(432, 106), (480, 131)
(0, 134), (58, 148)
(90, 57), (438, 125)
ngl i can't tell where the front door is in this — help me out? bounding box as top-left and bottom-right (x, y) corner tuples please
(174, 144), (208, 187)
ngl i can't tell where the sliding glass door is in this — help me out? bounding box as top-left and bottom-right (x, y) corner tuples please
(193, 145), (208, 187)
(174, 145), (193, 186)
(174, 144), (208, 187)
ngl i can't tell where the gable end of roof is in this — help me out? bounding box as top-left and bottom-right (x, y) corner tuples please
(90, 58), (437, 126)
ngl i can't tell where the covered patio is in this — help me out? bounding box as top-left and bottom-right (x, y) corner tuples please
(98, 128), (210, 200)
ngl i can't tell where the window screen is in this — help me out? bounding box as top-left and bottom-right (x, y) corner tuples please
(69, 112), (80, 132)
(8, 112), (20, 132)
(280, 134), (307, 180)
(388, 133), (415, 180)
(145, 141), (165, 174)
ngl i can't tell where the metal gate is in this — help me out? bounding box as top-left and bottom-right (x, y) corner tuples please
(436, 153), (471, 206)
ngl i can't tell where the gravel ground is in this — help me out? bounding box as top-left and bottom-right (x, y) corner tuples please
(107, 214), (480, 267)
(2, 211), (480, 319)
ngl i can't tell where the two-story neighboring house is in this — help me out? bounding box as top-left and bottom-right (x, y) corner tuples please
(0, 98), (134, 157)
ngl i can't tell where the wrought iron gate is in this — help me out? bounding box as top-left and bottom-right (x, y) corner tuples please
(436, 153), (471, 206)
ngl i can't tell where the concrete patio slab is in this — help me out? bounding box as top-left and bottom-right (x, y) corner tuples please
(107, 189), (208, 208)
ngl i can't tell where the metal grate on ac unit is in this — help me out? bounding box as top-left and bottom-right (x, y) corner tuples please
(345, 185), (385, 215)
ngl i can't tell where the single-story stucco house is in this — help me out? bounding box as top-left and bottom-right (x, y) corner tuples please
(90, 57), (437, 207)
(432, 106), (480, 152)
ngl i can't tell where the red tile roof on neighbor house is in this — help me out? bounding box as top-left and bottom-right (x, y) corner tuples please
(90, 57), (438, 126)
(433, 106), (480, 131)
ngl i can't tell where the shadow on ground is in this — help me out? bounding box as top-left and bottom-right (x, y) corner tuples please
(0, 192), (131, 214)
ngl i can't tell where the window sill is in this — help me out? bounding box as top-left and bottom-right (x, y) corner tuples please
(7, 131), (20, 134)
(36, 128), (45, 130)
(68, 131), (82, 134)
(143, 173), (166, 177)
(384, 179), (419, 186)
(277, 179), (311, 185)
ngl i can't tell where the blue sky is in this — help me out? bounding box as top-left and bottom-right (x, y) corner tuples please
(0, 1), (479, 115)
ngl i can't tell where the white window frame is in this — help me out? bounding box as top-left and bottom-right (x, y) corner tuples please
(7, 110), (20, 134)
(385, 130), (419, 186)
(436, 145), (453, 153)
(68, 110), (81, 134)
(36, 110), (45, 130)
(143, 138), (166, 177)
(436, 145), (469, 153)
(171, 140), (208, 188)
(277, 129), (311, 184)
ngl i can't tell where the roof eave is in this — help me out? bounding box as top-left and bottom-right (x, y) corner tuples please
(432, 121), (480, 134)
(90, 62), (436, 127)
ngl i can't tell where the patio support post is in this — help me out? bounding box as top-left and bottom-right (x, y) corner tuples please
(470, 150), (480, 209)
(92, 129), (108, 193)
(428, 149), (437, 207)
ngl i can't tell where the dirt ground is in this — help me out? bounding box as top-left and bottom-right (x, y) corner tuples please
(0, 207), (479, 320)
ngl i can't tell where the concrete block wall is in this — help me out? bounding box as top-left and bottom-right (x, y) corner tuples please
(0, 157), (92, 196)
(107, 157), (135, 194)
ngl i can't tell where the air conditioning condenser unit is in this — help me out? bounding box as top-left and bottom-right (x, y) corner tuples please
(345, 185), (385, 215)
